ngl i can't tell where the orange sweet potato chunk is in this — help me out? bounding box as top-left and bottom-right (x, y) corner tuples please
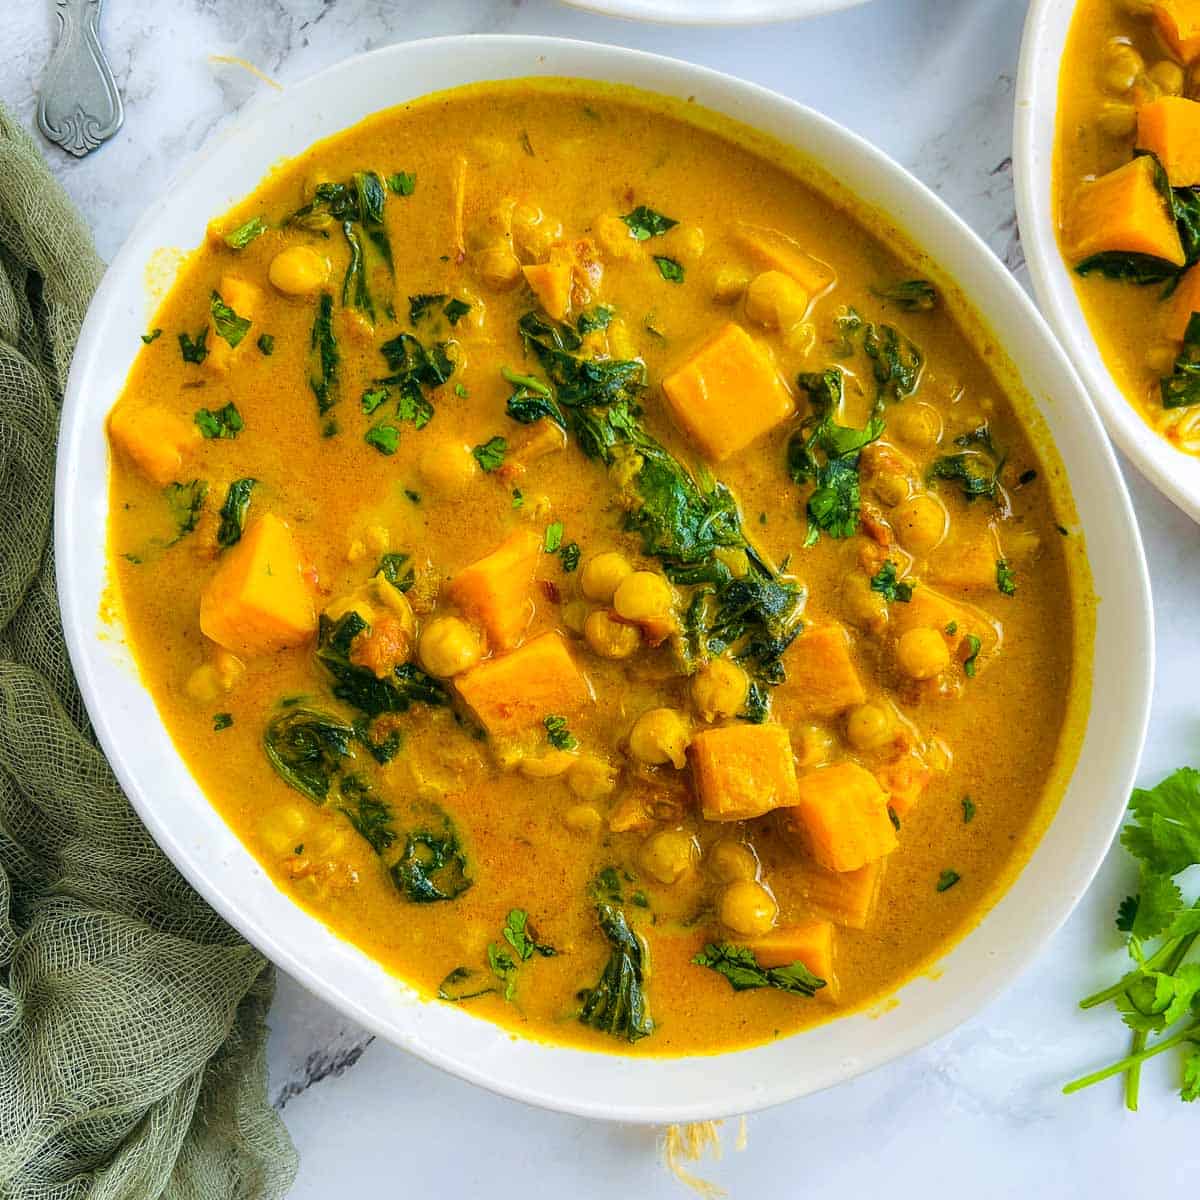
(1154, 0), (1200, 64)
(205, 274), (261, 375)
(661, 323), (794, 463)
(733, 224), (837, 298)
(1168, 264), (1200, 341)
(690, 723), (800, 822)
(929, 528), (1002, 591)
(108, 404), (199, 487)
(455, 632), (591, 738)
(794, 857), (885, 930)
(1137, 97), (1200, 187)
(750, 920), (836, 994)
(874, 752), (931, 819)
(199, 513), (317, 657)
(447, 529), (541, 651)
(786, 623), (866, 718)
(786, 761), (898, 873)
(1065, 155), (1185, 267)
(523, 261), (573, 321)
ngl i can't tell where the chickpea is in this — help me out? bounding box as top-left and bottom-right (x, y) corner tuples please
(268, 246), (330, 296)
(720, 880), (777, 938)
(1148, 59), (1185, 97)
(476, 241), (522, 290)
(795, 724), (833, 767)
(1097, 101), (1137, 138)
(891, 403), (942, 450)
(613, 570), (674, 623)
(708, 840), (758, 884)
(260, 804), (310, 855)
(841, 573), (888, 632)
(691, 658), (749, 722)
(744, 270), (809, 330)
(712, 265), (750, 304)
(872, 468), (910, 508)
(782, 321), (817, 357)
(845, 702), (895, 751)
(638, 829), (697, 885)
(185, 664), (221, 704)
(519, 749), (577, 778)
(896, 627), (951, 680)
(628, 707), (691, 769)
(584, 609), (640, 659)
(417, 441), (478, 494)
(893, 493), (947, 556)
(580, 551), (633, 603)
(1100, 40), (1144, 94)
(675, 226), (706, 261)
(563, 803), (602, 835)
(568, 755), (618, 800)
(418, 617), (482, 678)
(561, 599), (590, 635)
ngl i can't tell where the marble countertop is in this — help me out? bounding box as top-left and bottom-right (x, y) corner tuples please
(5, 0), (1198, 1194)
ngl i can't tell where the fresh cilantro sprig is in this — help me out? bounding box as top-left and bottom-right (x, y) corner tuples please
(1064, 767), (1200, 1109)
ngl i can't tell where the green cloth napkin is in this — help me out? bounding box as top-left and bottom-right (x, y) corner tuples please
(0, 106), (298, 1199)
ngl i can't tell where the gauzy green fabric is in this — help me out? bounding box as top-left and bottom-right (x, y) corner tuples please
(0, 105), (298, 1200)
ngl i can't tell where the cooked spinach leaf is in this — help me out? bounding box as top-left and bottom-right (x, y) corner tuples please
(472, 436), (507, 472)
(224, 216), (268, 250)
(693, 942), (826, 997)
(263, 706), (355, 804)
(194, 402), (243, 440)
(213, 712), (233, 731)
(409, 292), (447, 324)
(210, 290), (251, 348)
(1162, 312), (1200, 409)
(164, 480), (207, 544)
(544, 714), (578, 751)
(365, 423), (401, 455)
(834, 307), (922, 403)
(308, 292), (340, 415)
(929, 423), (1006, 503)
(377, 331), (454, 427)
(560, 541), (581, 573)
(870, 559), (914, 602)
(578, 901), (653, 1042)
(871, 279), (937, 311)
(391, 815), (472, 903)
(387, 171), (416, 197)
(256, 333), (275, 356)
(216, 477), (256, 549)
(443, 298), (471, 326)
(378, 552), (414, 592)
(336, 774), (397, 854)
(437, 966), (492, 1002)
(577, 304), (614, 334)
(654, 255), (685, 284)
(316, 612), (447, 718)
(503, 366), (566, 427)
(620, 206), (677, 241)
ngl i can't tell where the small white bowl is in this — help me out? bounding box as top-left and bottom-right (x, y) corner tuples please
(57, 35), (1152, 1123)
(560, 0), (870, 25)
(1015, 0), (1200, 524)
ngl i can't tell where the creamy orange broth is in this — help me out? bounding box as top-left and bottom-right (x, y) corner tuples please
(1056, 1), (1200, 452)
(106, 80), (1090, 1055)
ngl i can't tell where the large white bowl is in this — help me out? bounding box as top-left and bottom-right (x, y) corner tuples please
(57, 35), (1152, 1123)
(1015, 0), (1200, 523)
(561, 0), (869, 24)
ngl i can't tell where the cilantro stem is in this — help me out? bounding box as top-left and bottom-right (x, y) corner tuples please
(1079, 931), (1196, 1009)
(1125, 1030), (1146, 1112)
(1063, 1020), (1200, 1095)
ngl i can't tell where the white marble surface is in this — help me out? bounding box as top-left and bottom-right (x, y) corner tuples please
(5, 0), (1198, 1194)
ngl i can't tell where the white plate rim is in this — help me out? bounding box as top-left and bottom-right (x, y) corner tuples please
(560, 0), (870, 26)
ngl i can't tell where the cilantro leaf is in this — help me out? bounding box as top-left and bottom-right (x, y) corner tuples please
(544, 714), (577, 751)
(1182, 1043), (1200, 1102)
(654, 255), (685, 284)
(870, 560), (914, 602)
(472, 436), (507, 472)
(620, 206), (677, 240)
(693, 942), (825, 997)
(387, 171), (416, 196)
(224, 215), (268, 250)
(1124, 767), (1200, 876)
(210, 290), (251, 347)
(194, 402), (243, 440)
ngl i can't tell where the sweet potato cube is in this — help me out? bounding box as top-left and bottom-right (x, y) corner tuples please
(787, 624), (866, 718)
(205, 274), (261, 375)
(690, 723), (800, 822)
(890, 586), (998, 661)
(661, 323), (794, 463)
(199, 513), (317, 657)
(793, 857), (885, 930)
(447, 529), (541, 651)
(929, 528), (1001, 591)
(108, 404), (199, 486)
(1168, 265), (1200, 341)
(1137, 97), (1200, 187)
(1065, 155), (1185, 267)
(523, 261), (573, 321)
(1154, 0), (1200, 63)
(733, 224), (837, 298)
(786, 761), (897, 873)
(455, 632), (591, 738)
(750, 920), (836, 995)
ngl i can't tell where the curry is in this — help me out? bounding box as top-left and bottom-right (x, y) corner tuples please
(105, 80), (1089, 1055)
(1056, 0), (1200, 451)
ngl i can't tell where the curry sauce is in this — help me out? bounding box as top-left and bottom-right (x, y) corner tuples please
(106, 80), (1090, 1055)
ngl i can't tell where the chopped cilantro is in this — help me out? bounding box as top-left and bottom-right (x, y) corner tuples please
(471, 436), (507, 472)
(654, 255), (685, 284)
(194, 402), (243, 440)
(544, 714), (577, 751)
(141, 328), (162, 345)
(936, 870), (961, 893)
(620, 206), (678, 240)
(544, 521), (564, 553)
(996, 559), (1017, 596)
(387, 171), (416, 196)
(365, 423), (401, 455)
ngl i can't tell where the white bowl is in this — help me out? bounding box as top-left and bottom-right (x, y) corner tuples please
(57, 34), (1152, 1123)
(560, 0), (870, 25)
(1015, 0), (1200, 524)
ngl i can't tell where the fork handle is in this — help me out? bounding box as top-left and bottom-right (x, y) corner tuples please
(37, 0), (124, 157)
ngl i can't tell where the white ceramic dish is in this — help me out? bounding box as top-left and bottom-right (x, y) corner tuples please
(1015, 0), (1200, 524)
(57, 34), (1152, 1124)
(561, 0), (869, 24)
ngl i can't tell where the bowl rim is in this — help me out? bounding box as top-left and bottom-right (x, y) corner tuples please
(56, 32), (1154, 1123)
(1014, 0), (1200, 525)
(559, 0), (870, 26)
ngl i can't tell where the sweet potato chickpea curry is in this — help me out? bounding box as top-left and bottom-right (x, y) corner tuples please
(1057, 0), (1200, 451)
(107, 81), (1089, 1055)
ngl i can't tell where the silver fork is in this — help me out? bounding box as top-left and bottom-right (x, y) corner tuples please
(37, 0), (123, 157)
